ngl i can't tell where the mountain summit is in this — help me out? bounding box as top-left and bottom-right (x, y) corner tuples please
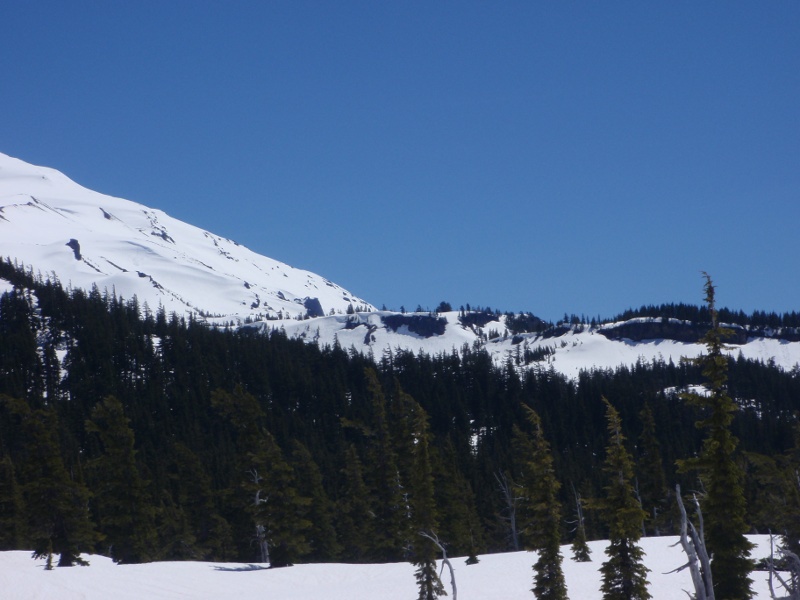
(0, 152), (373, 322)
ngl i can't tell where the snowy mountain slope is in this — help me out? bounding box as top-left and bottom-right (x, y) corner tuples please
(0, 536), (781, 600)
(2, 152), (799, 378)
(265, 310), (800, 379)
(0, 153), (373, 322)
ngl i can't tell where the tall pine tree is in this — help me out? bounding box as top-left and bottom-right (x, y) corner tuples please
(289, 440), (341, 562)
(3, 395), (100, 566)
(361, 369), (406, 561)
(569, 483), (591, 563)
(85, 396), (157, 563)
(408, 398), (445, 600)
(252, 429), (311, 567)
(635, 403), (669, 536)
(0, 453), (25, 549)
(336, 444), (375, 562)
(431, 438), (484, 562)
(595, 397), (650, 600)
(677, 273), (753, 600)
(165, 442), (235, 561)
(211, 386), (310, 566)
(514, 406), (568, 600)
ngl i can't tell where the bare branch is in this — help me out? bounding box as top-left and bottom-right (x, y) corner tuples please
(420, 531), (456, 600)
(674, 484), (713, 600)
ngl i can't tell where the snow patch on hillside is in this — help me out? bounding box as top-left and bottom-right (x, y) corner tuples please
(269, 313), (800, 380)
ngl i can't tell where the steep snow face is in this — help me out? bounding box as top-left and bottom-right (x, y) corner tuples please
(0, 153), (373, 322)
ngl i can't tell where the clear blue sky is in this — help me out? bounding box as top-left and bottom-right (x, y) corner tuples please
(2, 2), (798, 322)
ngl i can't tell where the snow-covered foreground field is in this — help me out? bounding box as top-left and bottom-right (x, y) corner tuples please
(1, 536), (779, 600)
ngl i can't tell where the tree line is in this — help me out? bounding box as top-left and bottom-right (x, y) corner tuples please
(613, 302), (800, 330)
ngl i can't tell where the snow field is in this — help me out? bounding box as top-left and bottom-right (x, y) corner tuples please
(1, 535), (779, 600)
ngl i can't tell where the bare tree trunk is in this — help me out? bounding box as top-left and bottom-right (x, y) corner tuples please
(787, 549), (800, 600)
(691, 493), (713, 599)
(634, 478), (646, 537)
(256, 524), (270, 565)
(249, 468), (270, 566)
(420, 531), (456, 600)
(768, 532), (800, 600)
(574, 488), (585, 530)
(769, 534), (778, 600)
(495, 471), (521, 551)
(568, 482), (591, 562)
(45, 539), (54, 571)
(672, 484), (714, 600)
(653, 506), (661, 537)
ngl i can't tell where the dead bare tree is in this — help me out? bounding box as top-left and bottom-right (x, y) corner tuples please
(567, 482), (591, 562)
(668, 484), (713, 600)
(248, 468), (270, 565)
(495, 471), (522, 551)
(767, 533), (800, 600)
(420, 531), (456, 600)
(634, 478), (646, 538)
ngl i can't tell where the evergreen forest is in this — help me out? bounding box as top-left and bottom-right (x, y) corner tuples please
(2, 260), (800, 574)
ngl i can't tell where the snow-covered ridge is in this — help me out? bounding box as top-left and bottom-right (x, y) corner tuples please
(258, 311), (800, 379)
(0, 153), (373, 322)
(2, 152), (799, 379)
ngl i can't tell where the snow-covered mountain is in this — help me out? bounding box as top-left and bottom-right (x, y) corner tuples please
(2, 152), (800, 378)
(0, 152), (373, 322)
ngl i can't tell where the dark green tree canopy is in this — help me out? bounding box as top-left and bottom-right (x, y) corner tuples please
(0, 261), (798, 572)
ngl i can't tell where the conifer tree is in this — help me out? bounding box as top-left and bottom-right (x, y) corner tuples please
(0, 290), (42, 400)
(3, 395), (100, 566)
(677, 274), (754, 600)
(361, 369), (406, 561)
(252, 429), (311, 567)
(568, 483), (592, 563)
(408, 399), (445, 600)
(155, 490), (200, 560)
(780, 417), (800, 558)
(336, 444), (375, 562)
(636, 403), (668, 536)
(167, 442), (235, 561)
(514, 405), (568, 600)
(85, 396), (157, 563)
(432, 439), (484, 561)
(389, 384), (418, 549)
(570, 514), (591, 563)
(211, 386), (311, 566)
(751, 417), (800, 598)
(290, 440), (341, 561)
(0, 453), (25, 549)
(595, 397), (650, 600)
